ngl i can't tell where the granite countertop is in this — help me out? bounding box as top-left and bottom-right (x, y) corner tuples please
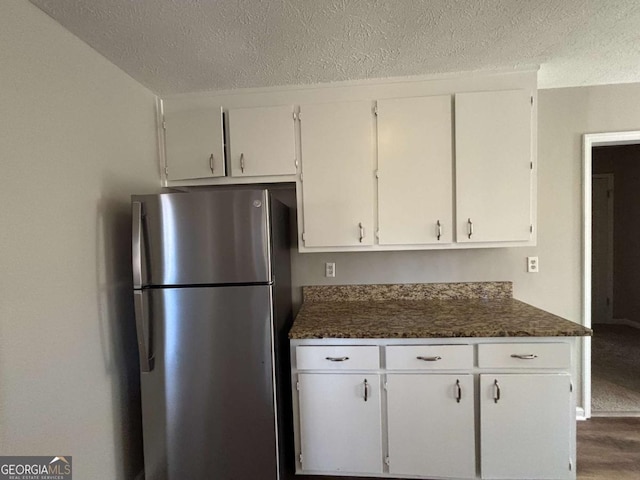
(288, 283), (593, 339)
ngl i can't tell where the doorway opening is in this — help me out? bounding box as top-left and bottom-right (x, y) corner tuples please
(583, 132), (640, 418)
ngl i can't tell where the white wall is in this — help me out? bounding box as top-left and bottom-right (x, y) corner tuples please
(0, 1), (158, 478)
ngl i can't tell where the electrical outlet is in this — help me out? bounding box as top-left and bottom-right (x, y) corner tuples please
(527, 256), (539, 273)
(325, 262), (336, 278)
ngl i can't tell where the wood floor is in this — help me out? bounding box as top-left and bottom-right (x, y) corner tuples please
(577, 417), (640, 479)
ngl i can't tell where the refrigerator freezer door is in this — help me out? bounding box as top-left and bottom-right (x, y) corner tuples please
(139, 285), (279, 480)
(132, 189), (271, 286)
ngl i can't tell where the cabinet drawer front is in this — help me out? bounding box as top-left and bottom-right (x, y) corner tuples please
(296, 346), (379, 370)
(386, 345), (473, 370)
(478, 343), (570, 369)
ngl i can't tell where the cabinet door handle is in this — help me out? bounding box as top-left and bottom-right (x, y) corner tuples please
(209, 153), (215, 174)
(455, 379), (462, 403)
(494, 379), (500, 403)
(325, 356), (349, 362)
(437, 220), (442, 241)
(417, 355), (442, 362)
(510, 354), (538, 360)
(359, 222), (365, 243)
(364, 379), (369, 402)
(240, 152), (245, 173)
(467, 218), (473, 239)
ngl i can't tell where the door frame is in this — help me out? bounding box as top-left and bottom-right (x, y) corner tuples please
(582, 131), (640, 419)
(591, 173), (614, 324)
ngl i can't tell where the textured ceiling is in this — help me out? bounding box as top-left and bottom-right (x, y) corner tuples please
(28, 0), (640, 95)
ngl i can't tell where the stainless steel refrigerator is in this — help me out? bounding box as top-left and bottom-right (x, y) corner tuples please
(131, 188), (292, 480)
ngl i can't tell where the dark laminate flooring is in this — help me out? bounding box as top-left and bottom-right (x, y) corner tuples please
(577, 417), (640, 479)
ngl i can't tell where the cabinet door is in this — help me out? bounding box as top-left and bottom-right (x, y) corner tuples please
(480, 374), (572, 479)
(297, 373), (383, 474)
(455, 90), (532, 243)
(300, 101), (376, 247)
(228, 105), (296, 177)
(164, 106), (225, 180)
(387, 374), (475, 479)
(378, 96), (453, 245)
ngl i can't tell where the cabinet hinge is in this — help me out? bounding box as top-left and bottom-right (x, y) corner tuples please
(530, 162), (534, 170)
(529, 225), (533, 233)
(164, 166), (169, 176)
(376, 230), (380, 240)
(570, 382), (573, 393)
(295, 159), (299, 169)
(296, 381), (300, 391)
(298, 111), (302, 121)
(299, 453), (303, 465)
(300, 173), (303, 182)
(301, 232), (306, 242)
(569, 459), (573, 471)
(373, 104), (378, 116)
(162, 120), (167, 130)
(293, 112), (297, 121)
(384, 456), (390, 466)
(375, 170), (380, 178)
(383, 381), (388, 391)
(531, 96), (534, 106)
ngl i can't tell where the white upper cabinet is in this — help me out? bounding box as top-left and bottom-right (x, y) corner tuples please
(228, 105), (297, 177)
(455, 89), (533, 243)
(299, 101), (376, 247)
(164, 106), (225, 181)
(377, 96), (453, 245)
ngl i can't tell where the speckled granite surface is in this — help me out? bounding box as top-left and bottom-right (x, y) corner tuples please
(289, 283), (592, 339)
(303, 282), (512, 302)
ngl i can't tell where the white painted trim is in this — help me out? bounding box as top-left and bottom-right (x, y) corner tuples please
(582, 130), (640, 420)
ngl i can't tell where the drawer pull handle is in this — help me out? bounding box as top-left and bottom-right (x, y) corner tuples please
(455, 379), (462, 403)
(510, 354), (538, 360)
(417, 355), (442, 362)
(494, 379), (501, 403)
(364, 379), (369, 402)
(325, 356), (349, 362)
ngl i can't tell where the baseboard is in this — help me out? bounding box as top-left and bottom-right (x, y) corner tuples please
(616, 318), (640, 330)
(593, 318), (640, 330)
(592, 411), (640, 417)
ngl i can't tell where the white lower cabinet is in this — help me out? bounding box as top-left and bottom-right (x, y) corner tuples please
(298, 373), (383, 475)
(480, 374), (572, 480)
(387, 374), (475, 479)
(292, 340), (576, 480)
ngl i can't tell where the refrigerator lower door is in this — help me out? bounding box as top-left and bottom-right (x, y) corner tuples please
(139, 285), (278, 480)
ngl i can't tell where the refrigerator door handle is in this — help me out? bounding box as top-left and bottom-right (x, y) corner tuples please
(134, 291), (154, 372)
(132, 201), (144, 289)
